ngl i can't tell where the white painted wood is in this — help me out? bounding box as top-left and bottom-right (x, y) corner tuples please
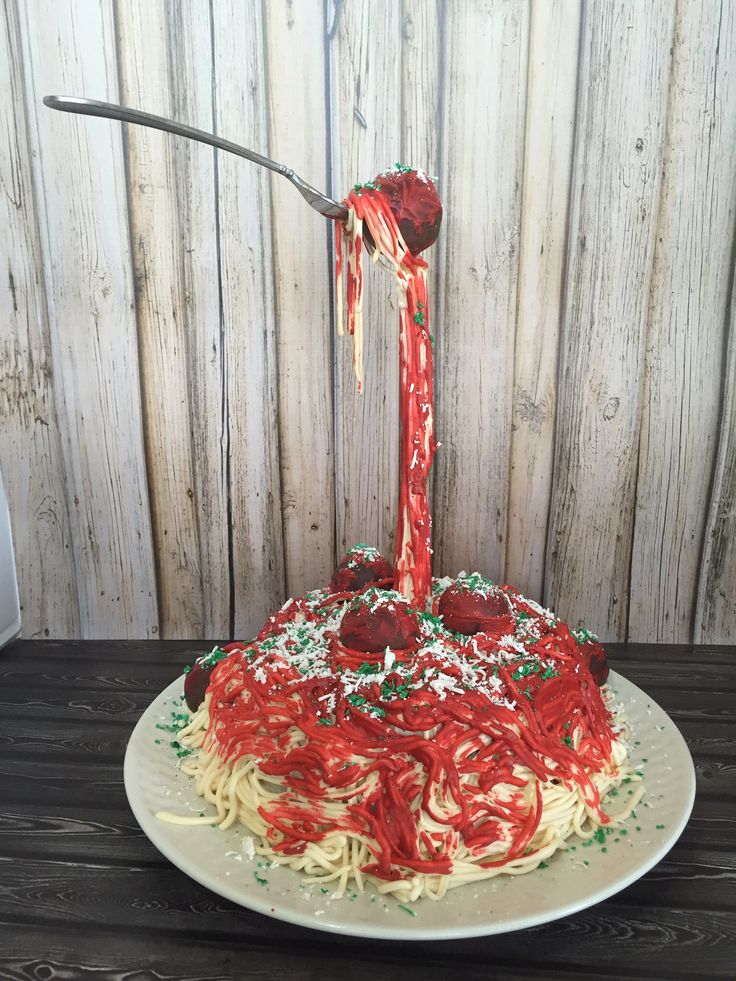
(0, 0), (78, 637)
(400, 0), (442, 527)
(167, 1), (231, 638)
(433, 0), (529, 582)
(5, 0), (736, 644)
(116, 0), (209, 639)
(544, 0), (676, 640)
(329, 0), (403, 564)
(629, 0), (736, 642)
(19, 0), (158, 637)
(506, 0), (580, 602)
(264, 0), (335, 596)
(211, 0), (285, 638)
(695, 259), (736, 644)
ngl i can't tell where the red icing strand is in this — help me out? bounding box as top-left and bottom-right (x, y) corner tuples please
(338, 180), (438, 606)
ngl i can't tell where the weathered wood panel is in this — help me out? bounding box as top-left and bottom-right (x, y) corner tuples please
(544, 0), (675, 639)
(211, 0), (285, 639)
(264, 0), (335, 596)
(695, 258), (736, 644)
(115, 0), (218, 639)
(433, 0), (529, 581)
(2, 0), (736, 643)
(0, 0), (78, 637)
(506, 0), (581, 601)
(18, 0), (158, 637)
(329, 0), (403, 562)
(166, 1), (231, 638)
(629, 0), (736, 642)
(400, 0), (442, 526)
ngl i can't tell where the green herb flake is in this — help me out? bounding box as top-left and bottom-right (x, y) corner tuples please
(397, 903), (417, 917)
(254, 871), (268, 885)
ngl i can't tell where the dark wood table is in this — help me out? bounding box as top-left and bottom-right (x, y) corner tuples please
(1, 640), (734, 980)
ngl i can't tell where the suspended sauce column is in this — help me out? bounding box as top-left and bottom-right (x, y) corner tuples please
(334, 166), (443, 607)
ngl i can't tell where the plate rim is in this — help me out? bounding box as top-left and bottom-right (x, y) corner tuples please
(124, 668), (696, 941)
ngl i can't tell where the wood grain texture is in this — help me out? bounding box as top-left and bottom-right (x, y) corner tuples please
(116, 0), (214, 639)
(506, 0), (581, 600)
(629, 0), (736, 643)
(329, 0), (402, 561)
(4, 0), (736, 644)
(400, 0), (442, 524)
(695, 253), (736, 644)
(264, 0), (335, 597)
(544, 0), (675, 640)
(0, 0), (78, 637)
(166, 1), (232, 638)
(433, 0), (529, 581)
(17, 0), (158, 638)
(211, 0), (285, 638)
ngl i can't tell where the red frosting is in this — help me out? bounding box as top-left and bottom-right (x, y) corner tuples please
(374, 169), (443, 255)
(329, 550), (394, 594)
(339, 596), (421, 654)
(583, 641), (609, 687)
(438, 583), (514, 637)
(184, 662), (213, 712)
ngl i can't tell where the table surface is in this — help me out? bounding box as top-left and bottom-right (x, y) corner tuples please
(1, 640), (734, 981)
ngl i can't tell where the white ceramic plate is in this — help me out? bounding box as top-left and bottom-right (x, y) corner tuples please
(124, 669), (695, 940)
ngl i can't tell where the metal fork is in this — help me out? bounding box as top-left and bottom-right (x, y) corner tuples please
(43, 95), (348, 222)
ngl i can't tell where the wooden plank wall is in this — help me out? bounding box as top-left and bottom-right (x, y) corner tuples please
(1, 0), (735, 644)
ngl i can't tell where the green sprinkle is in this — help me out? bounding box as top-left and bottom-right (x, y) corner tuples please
(413, 310), (425, 326)
(601, 847), (608, 853)
(348, 694), (367, 708)
(397, 903), (417, 916)
(320, 887), (330, 895)
(254, 871), (268, 885)
(583, 859), (589, 866)
(656, 824), (665, 830)
(317, 718), (334, 726)
(357, 661), (381, 675)
(562, 736), (573, 748)
(154, 738), (161, 745)
(538, 861), (548, 869)
(593, 828), (606, 845)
